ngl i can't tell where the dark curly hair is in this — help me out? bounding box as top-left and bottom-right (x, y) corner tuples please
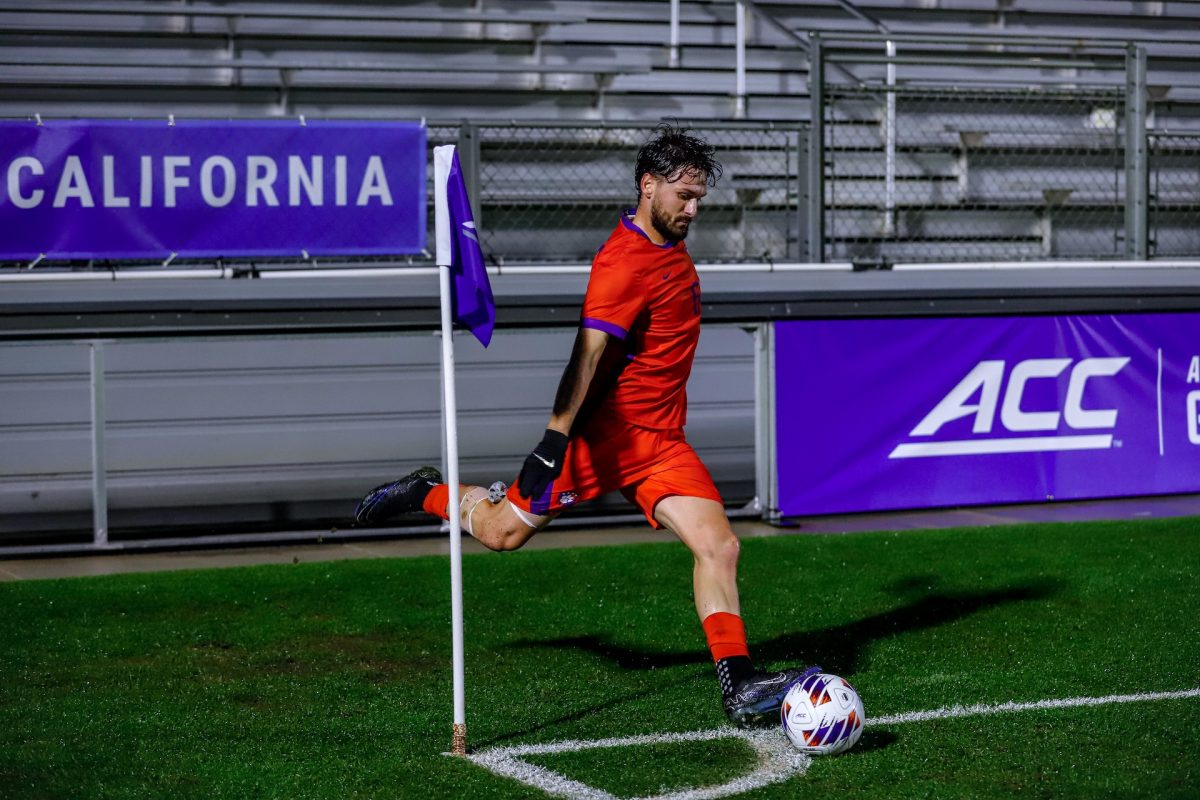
(633, 123), (722, 200)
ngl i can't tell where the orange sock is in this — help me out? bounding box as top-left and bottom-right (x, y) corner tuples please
(702, 611), (751, 663)
(421, 484), (476, 521)
(422, 484), (450, 520)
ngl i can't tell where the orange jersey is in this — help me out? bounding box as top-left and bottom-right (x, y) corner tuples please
(581, 210), (702, 429)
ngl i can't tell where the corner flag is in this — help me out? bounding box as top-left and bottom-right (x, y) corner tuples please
(432, 143), (491, 757)
(434, 145), (494, 347)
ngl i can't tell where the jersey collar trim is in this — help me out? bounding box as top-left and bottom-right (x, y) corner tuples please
(621, 208), (677, 250)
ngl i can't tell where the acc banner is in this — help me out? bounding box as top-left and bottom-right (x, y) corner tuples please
(0, 119), (426, 258)
(775, 313), (1200, 516)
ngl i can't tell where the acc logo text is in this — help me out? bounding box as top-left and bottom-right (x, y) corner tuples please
(890, 357), (1130, 458)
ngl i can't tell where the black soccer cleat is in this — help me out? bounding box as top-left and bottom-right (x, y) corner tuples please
(723, 665), (822, 728)
(353, 466), (443, 526)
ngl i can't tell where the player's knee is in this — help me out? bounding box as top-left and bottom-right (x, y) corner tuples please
(716, 532), (741, 568)
(480, 518), (533, 552)
(691, 527), (740, 567)
(493, 536), (525, 552)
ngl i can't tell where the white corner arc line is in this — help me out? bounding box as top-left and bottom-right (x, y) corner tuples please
(458, 687), (1200, 799)
(466, 728), (810, 800)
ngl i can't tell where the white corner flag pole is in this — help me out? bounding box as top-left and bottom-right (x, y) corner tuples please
(433, 144), (468, 756)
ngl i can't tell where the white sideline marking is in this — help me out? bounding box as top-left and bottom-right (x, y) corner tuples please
(868, 687), (1200, 727)
(461, 687), (1200, 799)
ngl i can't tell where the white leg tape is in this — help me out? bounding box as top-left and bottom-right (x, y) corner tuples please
(507, 501), (542, 530)
(458, 486), (490, 536)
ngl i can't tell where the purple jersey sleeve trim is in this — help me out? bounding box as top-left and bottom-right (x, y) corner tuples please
(530, 483), (554, 515)
(582, 317), (629, 340)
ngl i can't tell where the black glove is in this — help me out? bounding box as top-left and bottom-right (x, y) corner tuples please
(517, 429), (570, 500)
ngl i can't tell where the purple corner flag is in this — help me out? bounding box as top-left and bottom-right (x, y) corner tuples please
(435, 145), (495, 348)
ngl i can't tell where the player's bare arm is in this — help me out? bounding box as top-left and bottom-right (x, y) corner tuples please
(518, 326), (609, 499)
(550, 327), (610, 434)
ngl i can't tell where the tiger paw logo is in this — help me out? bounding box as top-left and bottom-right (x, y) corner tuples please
(557, 491), (578, 506)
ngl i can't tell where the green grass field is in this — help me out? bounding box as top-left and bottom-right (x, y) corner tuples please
(2, 517), (1198, 799)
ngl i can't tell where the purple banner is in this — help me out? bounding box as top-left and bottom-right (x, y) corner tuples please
(0, 119), (426, 259)
(775, 314), (1200, 516)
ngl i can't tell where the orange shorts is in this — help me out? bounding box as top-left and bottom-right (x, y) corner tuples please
(506, 413), (723, 529)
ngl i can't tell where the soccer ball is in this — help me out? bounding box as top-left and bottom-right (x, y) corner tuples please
(780, 672), (865, 755)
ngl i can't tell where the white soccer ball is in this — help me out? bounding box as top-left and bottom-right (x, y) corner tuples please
(780, 672), (865, 755)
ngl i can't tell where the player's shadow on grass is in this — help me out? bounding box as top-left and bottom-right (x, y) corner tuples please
(507, 578), (1062, 683)
(490, 578), (1060, 748)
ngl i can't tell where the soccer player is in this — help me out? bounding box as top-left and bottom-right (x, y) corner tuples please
(354, 125), (816, 727)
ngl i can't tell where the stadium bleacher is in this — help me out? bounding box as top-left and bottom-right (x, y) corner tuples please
(2, 1), (1200, 548)
(2, 0), (1196, 267)
(0, 1), (1198, 120)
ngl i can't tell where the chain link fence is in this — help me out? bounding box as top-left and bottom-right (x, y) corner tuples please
(0, 120), (804, 272)
(4, 103), (1196, 274)
(470, 122), (803, 264)
(1148, 131), (1200, 257)
(824, 85), (1127, 265)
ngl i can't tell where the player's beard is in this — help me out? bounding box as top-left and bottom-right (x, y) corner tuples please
(650, 196), (692, 242)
